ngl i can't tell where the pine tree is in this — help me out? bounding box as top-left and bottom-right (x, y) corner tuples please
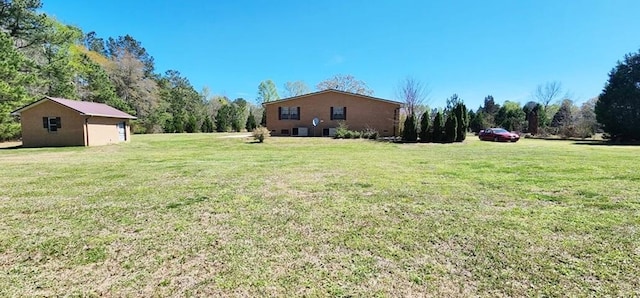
(215, 105), (233, 132)
(0, 33), (36, 141)
(454, 103), (468, 142)
(402, 114), (418, 142)
(444, 114), (458, 143)
(246, 112), (257, 131)
(595, 48), (640, 140)
(185, 115), (197, 133)
(201, 116), (214, 132)
(419, 110), (431, 143)
(432, 111), (444, 143)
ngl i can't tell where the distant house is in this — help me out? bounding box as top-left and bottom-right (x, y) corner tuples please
(263, 89), (402, 137)
(11, 97), (136, 147)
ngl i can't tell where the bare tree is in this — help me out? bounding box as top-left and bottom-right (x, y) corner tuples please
(283, 81), (310, 98)
(396, 77), (429, 116)
(316, 74), (373, 95)
(534, 81), (564, 108)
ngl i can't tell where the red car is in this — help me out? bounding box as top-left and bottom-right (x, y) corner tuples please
(479, 128), (520, 142)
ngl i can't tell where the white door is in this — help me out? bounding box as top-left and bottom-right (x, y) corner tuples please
(117, 122), (126, 141)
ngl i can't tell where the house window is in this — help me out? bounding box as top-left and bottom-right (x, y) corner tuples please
(43, 117), (61, 132)
(331, 106), (346, 120)
(280, 107), (290, 119)
(289, 107), (299, 120)
(281, 129), (290, 135)
(279, 107), (300, 120)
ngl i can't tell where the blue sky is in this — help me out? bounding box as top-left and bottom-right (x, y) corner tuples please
(43, 0), (639, 109)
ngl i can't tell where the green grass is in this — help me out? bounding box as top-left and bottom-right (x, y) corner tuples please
(1, 134), (639, 296)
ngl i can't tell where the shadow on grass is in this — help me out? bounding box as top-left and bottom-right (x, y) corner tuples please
(0, 144), (23, 150)
(572, 140), (640, 146)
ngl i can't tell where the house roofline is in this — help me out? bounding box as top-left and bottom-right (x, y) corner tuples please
(261, 89), (403, 107)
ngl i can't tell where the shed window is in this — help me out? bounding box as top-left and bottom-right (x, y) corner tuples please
(43, 117), (61, 132)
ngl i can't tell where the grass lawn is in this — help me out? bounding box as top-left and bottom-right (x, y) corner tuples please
(1, 134), (639, 296)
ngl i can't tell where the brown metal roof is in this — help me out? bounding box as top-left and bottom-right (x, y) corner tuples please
(12, 97), (137, 119)
(262, 89), (403, 107)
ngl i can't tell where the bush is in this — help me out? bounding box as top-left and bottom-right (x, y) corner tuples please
(252, 127), (270, 143)
(362, 128), (379, 139)
(335, 121), (349, 138)
(560, 125), (593, 139)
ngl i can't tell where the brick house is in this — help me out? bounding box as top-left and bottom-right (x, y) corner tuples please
(11, 97), (136, 147)
(263, 89), (402, 137)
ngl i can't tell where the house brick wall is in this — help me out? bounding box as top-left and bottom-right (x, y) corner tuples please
(265, 91), (401, 137)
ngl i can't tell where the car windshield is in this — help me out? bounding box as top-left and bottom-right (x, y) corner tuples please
(493, 129), (508, 133)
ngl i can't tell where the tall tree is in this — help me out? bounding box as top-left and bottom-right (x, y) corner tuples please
(231, 98), (247, 132)
(495, 101), (526, 131)
(0, 32), (36, 140)
(468, 109), (486, 133)
(68, 45), (125, 110)
(432, 110), (444, 143)
(83, 31), (106, 54)
(595, 49), (640, 141)
(578, 98), (598, 135)
(402, 115), (417, 142)
(257, 80), (279, 126)
(445, 94), (463, 115)
(158, 70), (202, 133)
(106, 35), (155, 76)
(396, 76), (429, 117)
(316, 74), (373, 95)
(482, 95), (500, 115)
(523, 101), (542, 135)
(551, 99), (574, 129)
(108, 51), (158, 122)
(453, 102), (468, 142)
(534, 81), (564, 109)
(283, 81), (310, 98)
(246, 110), (257, 131)
(419, 110), (431, 143)
(0, 0), (47, 49)
(257, 79), (280, 103)
(39, 17), (82, 98)
(444, 114), (458, 143)
(215, 103), (233, 132)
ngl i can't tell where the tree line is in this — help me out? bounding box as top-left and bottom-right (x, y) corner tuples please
(1, 1), (638, 142)
(397, 78), (602, 142)
(0, 0), (377, 142)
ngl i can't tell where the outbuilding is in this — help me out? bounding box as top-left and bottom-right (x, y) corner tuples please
(11, 96), (136, 147)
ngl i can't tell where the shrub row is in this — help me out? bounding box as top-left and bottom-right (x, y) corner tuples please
(334, 122), (379, 139)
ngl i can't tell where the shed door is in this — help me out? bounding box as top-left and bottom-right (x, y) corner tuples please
(117, 122), (126, 141)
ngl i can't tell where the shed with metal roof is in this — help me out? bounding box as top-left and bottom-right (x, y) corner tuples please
(11, 97), (136, 147)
